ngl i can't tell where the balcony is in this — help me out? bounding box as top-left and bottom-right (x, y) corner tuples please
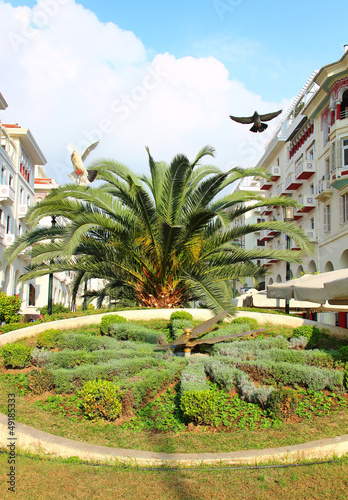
(306, 229), (316, 242)
(18, 204), (29, 218)
(260, 166), (281, 190)
(296, 195), (315, 214)
(276, 183), (287, 196)
(295, 161), (316, 181)
(260, 207), (273, 216)
(285, 173), (303, 191)
(0, 185), (15, 204)
(4, 233), (15, 247)
(315, 178), (333, 202)
(331, 168), (348, 189)
(259, 229), (279, 242)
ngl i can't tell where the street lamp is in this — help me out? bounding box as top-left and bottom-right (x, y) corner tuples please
(282, 206), (295, 314)
(47, 215), (56, 315)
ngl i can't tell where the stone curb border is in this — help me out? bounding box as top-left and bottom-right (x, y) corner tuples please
(1, 309), (348, 466)
(1, 413), (348, 466)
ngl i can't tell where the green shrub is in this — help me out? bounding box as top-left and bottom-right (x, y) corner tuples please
(0, 291), (22, 323)
(39, 303), (71, 315)
(292, 325), (322, 347)
(52, 357), (156, 393)
(36, 329), (62, 349)
(267, 388), (299, 420)
(79, 379), (123, 420)
(122, 359), (185, 408)
(0, 322), (33, 334)
(170, 311), (193, 322)
(231, 317), (259, 330)
(180, 389), (220, 425)
(27, 369), (55, 394)
(100, 314), (127, 335)
(338, 346), (348, 362)
(108, 323), (160, 343)
(56, 334), (116, 352)
(1, 343), (32, 368)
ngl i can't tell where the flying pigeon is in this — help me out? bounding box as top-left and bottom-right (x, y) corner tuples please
(68, 141), (100, 185)
(229, 109), (282, 133)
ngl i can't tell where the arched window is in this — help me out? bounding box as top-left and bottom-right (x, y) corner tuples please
(29, 284), (36, 306)
(341, 89), (348, 119)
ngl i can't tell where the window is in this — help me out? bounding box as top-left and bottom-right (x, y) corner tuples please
(256, 218), (265, 224)
(340, 193), (348, 224)
(18, 223), (22, 236)
(310, 217), (315, 229)
(6, 215), (11, 234)
(310, 183), (314, 194)
(29, 284), (36, 306)
(8, 174), (13, 188)
(324, 204), (331, 232)
(306, 144), (314, 160)
(0, 208), (2, 224)
(27, 194), (31, 206)
(0, 166), (6, 184)
(20, 187), (24, 204)
(343, 139), (348, 167)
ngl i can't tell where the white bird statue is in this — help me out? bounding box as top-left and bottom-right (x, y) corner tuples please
(68, 140), (100, 185)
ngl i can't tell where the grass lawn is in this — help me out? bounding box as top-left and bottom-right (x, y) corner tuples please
(0, 453), (347, 500)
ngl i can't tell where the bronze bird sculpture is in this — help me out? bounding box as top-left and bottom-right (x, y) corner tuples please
(68, 140), (100, 185)
(229, 109), (282, 133)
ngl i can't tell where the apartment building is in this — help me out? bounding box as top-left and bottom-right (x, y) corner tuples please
(0, 93), (46, 309)
(0, 92), (74, 315)
(232, 176), (266, 293)
(256, 47), (348, 327)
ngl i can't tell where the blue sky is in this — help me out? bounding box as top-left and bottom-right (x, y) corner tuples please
(1, 1), (348, 182)
(7, 0), (347, 101)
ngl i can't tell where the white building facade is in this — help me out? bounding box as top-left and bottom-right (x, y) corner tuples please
(256, 48), (348, 327)
(0, 92), (46, 311)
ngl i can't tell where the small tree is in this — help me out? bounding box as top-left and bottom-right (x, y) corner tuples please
(0, 292), (21, 323)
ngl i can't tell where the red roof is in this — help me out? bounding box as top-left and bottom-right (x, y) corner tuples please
(3, 123), (21, 128)
(35, 178), (53, 184)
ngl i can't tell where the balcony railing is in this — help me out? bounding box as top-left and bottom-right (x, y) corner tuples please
(0, 184), (15, 204)
(315, 177), (333, 201)
(4, 233), (15, 247)
(285, 174), (302, 191)
(18, 204), (28, 218)
(295, 160), (316, 180)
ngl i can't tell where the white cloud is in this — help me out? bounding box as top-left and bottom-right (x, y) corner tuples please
(0, 0), (287, 183)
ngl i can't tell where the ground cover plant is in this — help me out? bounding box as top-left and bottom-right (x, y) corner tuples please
(0, 317), (347, 455)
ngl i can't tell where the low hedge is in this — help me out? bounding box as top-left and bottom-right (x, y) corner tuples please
(100, 314), (127, 335)
(52, 357), (159, 393)
(231, 317), (259, 330)
(170, 311), (193, 322)
(1, 343), (32, 368)
(122, 359), (185, 408)
(36, 329), (62, 349)
(107, 323), (160, 344)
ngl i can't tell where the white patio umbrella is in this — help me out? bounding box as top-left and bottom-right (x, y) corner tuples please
(267, 269), (348, 305)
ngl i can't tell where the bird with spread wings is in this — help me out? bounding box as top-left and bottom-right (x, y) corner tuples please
(68, 141), (100, 185)
(229, 109), (282, 133)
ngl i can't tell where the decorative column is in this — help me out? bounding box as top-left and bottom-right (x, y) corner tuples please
(336, 103), (341, 120)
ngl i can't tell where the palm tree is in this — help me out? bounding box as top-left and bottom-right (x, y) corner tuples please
(6, 146), (313, 313)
